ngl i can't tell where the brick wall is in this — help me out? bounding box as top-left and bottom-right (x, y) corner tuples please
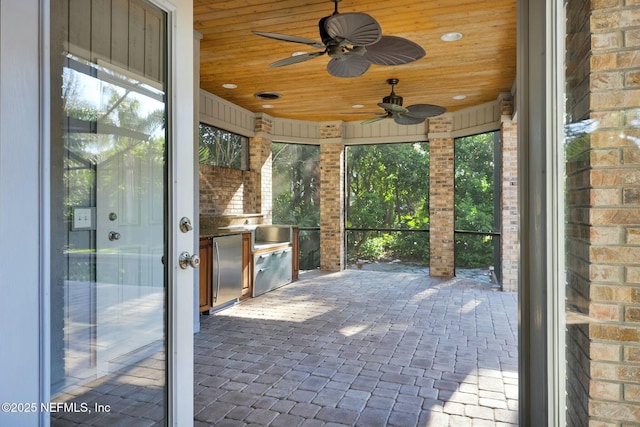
(501, 97), (519, 292)
(429, 117), (455, 277)
(199, 165), (255, 215)
(319, 123), (342, 139)
(565, 0), (640, 424)
(319, 131), (344, 271)
(198, 118), (271, 221)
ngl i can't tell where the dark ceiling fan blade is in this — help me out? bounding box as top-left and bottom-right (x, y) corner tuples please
(327, 54), (370, 78)
(269, 51), (326, 68)
(378, 102), (408, 114)
(361, 115), (388, 125)
(394, 114), (426, 125)
(362, 36), (426, 66)
(253, 31), (325, 49)
(324, 12), (382, 46)
(341, 111), (386, 115)
(405, 104), (446, 118)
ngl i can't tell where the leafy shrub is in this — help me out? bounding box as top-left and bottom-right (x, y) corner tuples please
(357, 234), (394, 259)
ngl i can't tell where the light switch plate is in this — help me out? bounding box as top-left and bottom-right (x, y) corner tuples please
(72, 207), (95, 230)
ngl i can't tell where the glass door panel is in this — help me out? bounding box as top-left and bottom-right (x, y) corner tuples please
(50, 1), (168, 424)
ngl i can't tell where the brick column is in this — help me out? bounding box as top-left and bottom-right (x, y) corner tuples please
(565, 0), (640, 424)
(500, 95), (519, 292)
(429, 117), (455, 277)
(319, 122), (344, 271)
(251, 116), (273, 223)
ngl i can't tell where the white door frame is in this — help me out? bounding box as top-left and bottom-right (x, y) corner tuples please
(161, 0), (196, 424)
(0, 1), (47, 426)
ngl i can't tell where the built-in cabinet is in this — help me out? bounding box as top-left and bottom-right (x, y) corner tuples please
(199, 226), (299, 314)
(199, 234), (243, 313)
(252, 245), (292, 297)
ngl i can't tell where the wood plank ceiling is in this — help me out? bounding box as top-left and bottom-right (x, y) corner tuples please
(195, 0), (516, 123)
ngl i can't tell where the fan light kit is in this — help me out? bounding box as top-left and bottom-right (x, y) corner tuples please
(361, 78), (446, 125)
(253, 0), (425, 78)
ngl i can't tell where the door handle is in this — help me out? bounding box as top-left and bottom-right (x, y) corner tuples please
(108, 231), (120, 241)
(178, 251), (200, 269)
(213, 241), (220, 303)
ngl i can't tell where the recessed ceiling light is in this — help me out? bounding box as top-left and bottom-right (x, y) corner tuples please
(452, 94), (467, 100)
(352, 104), (365, 109)
(262, 104), (274, 109)
(222, 83), (237, 89)
(441, 32), (463, 42)
(255, 91), (281, 101)
(292, 51), (308, 57)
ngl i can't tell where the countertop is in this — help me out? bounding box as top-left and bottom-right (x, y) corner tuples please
(200, 228), (250, 238)
(200, 225), (293, 251)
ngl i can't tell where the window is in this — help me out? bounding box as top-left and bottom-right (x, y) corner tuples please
(198, 123), (248, 170)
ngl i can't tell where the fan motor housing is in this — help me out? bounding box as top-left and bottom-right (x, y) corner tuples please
(384, 78), (403, 106)
(383, 93), (403, 106)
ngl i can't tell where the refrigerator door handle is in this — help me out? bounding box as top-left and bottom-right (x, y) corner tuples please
(213, 241), (220, 303)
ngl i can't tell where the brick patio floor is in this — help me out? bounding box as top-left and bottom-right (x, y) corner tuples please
(194, 270), (518, 426)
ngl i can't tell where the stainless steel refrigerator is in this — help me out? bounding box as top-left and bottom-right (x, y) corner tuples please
(212, 234), (242, 309)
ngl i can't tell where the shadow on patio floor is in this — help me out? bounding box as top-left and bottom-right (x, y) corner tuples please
(194, 269), (518, 427)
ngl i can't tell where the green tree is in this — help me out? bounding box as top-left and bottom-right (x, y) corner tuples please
(346, 143), (430, 263)
(345, 134), (498, 268)
(454, 132), (497, 267)
(272, 143), (321, 269)
(199, 124), (246, 169)
(272, 143), (320, 226)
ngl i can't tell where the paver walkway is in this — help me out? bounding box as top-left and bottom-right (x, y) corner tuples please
(194, 269), (518, 426)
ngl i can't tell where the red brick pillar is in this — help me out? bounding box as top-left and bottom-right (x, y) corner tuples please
(429, 117), (455, 277)
(252, 116), (273, 223)
(500, 95), (518, 292)
(319, 123), (344, 271)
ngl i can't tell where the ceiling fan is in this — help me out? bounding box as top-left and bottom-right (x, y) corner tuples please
(252, 0), (426, 78)
(361, 78), (446, 125)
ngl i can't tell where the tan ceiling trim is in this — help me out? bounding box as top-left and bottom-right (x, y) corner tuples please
(200, 88), (504, 144)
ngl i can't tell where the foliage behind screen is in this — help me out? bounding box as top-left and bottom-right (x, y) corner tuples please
(199, 123), (247, 169)
(345, 134), (498, 268)
(454, 132), (498, 267)
(272, 143), (321, 269)
(272, 143), (320, 227)
(346, 143), (430, 264)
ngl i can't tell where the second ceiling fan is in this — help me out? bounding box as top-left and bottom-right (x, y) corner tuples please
(253, 0), (426, 78)
(361, 78), (446, 125)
